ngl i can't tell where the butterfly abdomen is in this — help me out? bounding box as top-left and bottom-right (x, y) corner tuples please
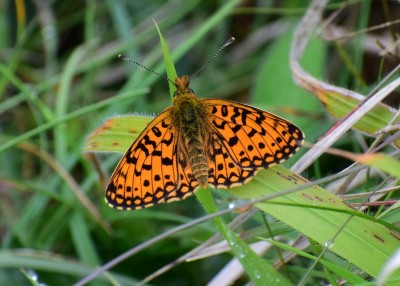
(178, 108), (210, 187)
(172, 79), (210, 188)
(186, 137), (209, 187)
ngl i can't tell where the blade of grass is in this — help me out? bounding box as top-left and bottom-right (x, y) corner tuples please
(0, 250), (138, 285)
(69, 213), (101, 267)
(232, 166), (400, 277)
(156, 24), (291, 286)
(55, 42), (91, 163)
(155, 21), (177, 99)
(263, 239), (366, 284)
(196, 188), (291, 285)
(84, 115), (154, 153)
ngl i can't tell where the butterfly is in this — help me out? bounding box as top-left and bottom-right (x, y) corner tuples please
(105, 75), (304, 210)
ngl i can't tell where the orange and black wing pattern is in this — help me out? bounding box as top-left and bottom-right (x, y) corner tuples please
(201, 99), (304, 188)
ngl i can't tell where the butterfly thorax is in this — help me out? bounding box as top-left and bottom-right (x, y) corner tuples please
(171, 76), (210, 187)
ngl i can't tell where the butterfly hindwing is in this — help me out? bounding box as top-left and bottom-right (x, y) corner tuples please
(207, 133), (257, 189)
(173, 150), (199, 200)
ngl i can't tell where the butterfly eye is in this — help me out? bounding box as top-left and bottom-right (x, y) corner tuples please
(188, 88), (194, 94)
(173, 90), (179, 97)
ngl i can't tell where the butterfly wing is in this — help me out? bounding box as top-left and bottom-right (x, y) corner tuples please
(174, 149), (199, 199)
(106, 98), (304, 209)
(206, 134), (257, 189)
(105, 108), (196, 210)
(201, 99), (304, 188)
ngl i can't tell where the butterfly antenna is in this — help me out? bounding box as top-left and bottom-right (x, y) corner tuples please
(190, 37), (235, 80)
(118, 54), (176, 86)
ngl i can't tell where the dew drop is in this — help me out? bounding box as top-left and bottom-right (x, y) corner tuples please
(27, 270), (38, 281)
(325, 239), (334, 248)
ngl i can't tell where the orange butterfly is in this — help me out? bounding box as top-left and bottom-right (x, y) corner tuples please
(105, 75), (304, 210)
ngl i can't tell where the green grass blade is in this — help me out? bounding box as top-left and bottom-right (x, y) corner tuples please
(155, 21), (177, 99)
(232, 166), (400, 277)
(84, 115), (154, 153)
(154, 24), (291, 285)
(0, 250), (138, 285)
(69, 213), (100, 266)
(196, 188), (291, 285)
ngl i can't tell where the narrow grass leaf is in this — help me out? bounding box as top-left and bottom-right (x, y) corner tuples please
(156, 25), (292, 286)
(232, 166), (400, 277)
(356, 153), (400, 179)
(84, 115), (154, 153)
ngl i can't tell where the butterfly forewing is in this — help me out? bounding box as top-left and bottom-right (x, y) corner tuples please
(203, 99), (304, 171)
(105, 108), (179, 210)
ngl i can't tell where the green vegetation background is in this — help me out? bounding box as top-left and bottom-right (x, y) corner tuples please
(1, 0), (399, 285)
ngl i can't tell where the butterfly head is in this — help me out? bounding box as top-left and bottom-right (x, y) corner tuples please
(173, 75), (195, 98)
